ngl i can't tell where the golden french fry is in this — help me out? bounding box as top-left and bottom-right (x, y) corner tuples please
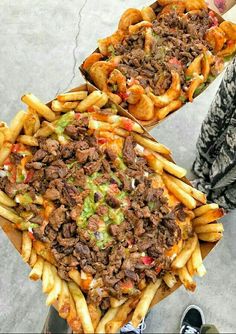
(0, 190), (16, 207)
(29, 249), (37, 268)
(57, 91), (88, 102)
(132, 133), (171, 155)
(95, 307), (119, 334)
(186, 54), (203, 77)
(219, 21), (236, 41)
(0, 131), (4, 149)
(198, 232), (223, 242)
(145, 153), (164, 175)
(195, 223), (224, 234)
(162, 173), (196, 209)
(118, 8), (143, 31)
(141, 6), (156, 22)
(188, 75), (204, 102)
(129, 94), (155, 121)
(217, 40), (236, 57)
(192, 208), (224, 226)
(82, 52), (104, 71)
(193, 204), (219, 217)
(0, 204), (23, 224)
(113, 128), (129, 138)
(89, 61), (115, 91)
(172, 233), (198, 269)
(21, 94), (56, 122)
(67, 292), (83, 333)
(178, 266), (196, 292)
(88, 304), (102, 330)
(58, 281), (70, 319)
(155, 154), (187, 178)
(196, 263), (207, 277)
(191, 240), (203, 272)
(205, 27), (226, 53)
(51, 100), (64, 112)
(33, 240), (56, 265)
(131, 280), (162, 328)
(149, 71), (181, 108)
(42, 261), (55, 293)
(107, 297), (139, 333)
(61, 102), (78, 110)
(68, 282), (94, 334)
(0, 142), (12, 166)
(8, 110), (27, 143)
(187, 256), (195, 277)
(34, 121), (55, 138)
(76, 91), (105, 113)
(108, 69), (127, 93)
(68, 269), (82, 288)
(163, 272), (177, 288)
(127, 84), (144, 104)
(110, 297), (127, 308)
(166, 174), (207, 204)
(21, 231), (32, 263)
(17, 135), (38, 146)
(29, 257), (44, 281)
(129, 20), (152, 34)
(46, 268), (62, 306)
(24, 109), (41, 136)
(156, 99), (182, 120)
(93, 92), (109, 108)
(0, 127), (12, 142)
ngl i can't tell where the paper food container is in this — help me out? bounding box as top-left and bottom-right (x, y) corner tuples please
(0, 82), (220, 322)
(79, 1), (234, 130)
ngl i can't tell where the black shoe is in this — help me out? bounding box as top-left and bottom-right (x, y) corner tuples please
(180, 305), (205, 334)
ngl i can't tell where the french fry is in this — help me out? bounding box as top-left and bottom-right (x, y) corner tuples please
(163, 272), (177, 288)
(33, 240), (56, 265)
(21, 231), (32, 263)
(193, 203), (219, 217)
(42, 261), (55, 293)
(57, 91), (88, 102)
(196, 263), (207, 277)
(76, 91), (105, 113)
(107, 297), (139, 333)
(0, 142), (12, 166)
(145, 153), (164, 175)
(187, 256), (195, 277)
(198, 232), (223, 242)
(110, 297), (127, 308)
(172, 234), (198, 269)
(195, 223), (224, 234)
(0, 131), (4, 149)
(82, 52), (104, 71)
(156, 99), (182, 120)
(118, 8), (143, 31)
(178, 266), (196, 292)
(24, 109), (41, 136)
(129, 94), (155, 121)
(51, 100), (64, 112)
(132, 133), (171, 155)
(60, 102), (78, 110)
(93, 92), (109, 108)
(29, 256), (44, 281)
(68, 268), (82, 287)
(0, 127), (12, 142)
(34, 121), (55, 138)
(113, 128), (129, 138)
(58, 281), (70, 319)
(202, 52), (210, 82)
(192, 208), (224, 226)
(46, 267), (62, 306)
(21, 94), (56, 122)
(8, 110), (27, 143)
(166, 174), (207, 204)
(68, 282), (94, 334)
(29, 249), (37, 268)
(162, 173), (197, 209)
(129, 21), (153, 35)
(17, 135), (38, 147)
(155, 154), (187, 178)
(185, 54), (203, 77)
(188, 75), (204, 102)
(95, 307), (119, 334)
(131, 280), (162, 328)
(0, 204), (23, 224)
(191, 240), (203, 272)
(141, 6), (156, 22)
(67, 293), (83, 333)
(0, 190), (16, 207)
(88, 304), (102, 330)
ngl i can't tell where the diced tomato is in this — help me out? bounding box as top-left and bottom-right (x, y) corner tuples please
(87, 106), (97, 113)
(209, 11), (218, 26)
(3, 157), (12, 166)
(141, 256), (154, 265)
(120, 280), (134, 293)
(98, 138), (108, 145)
(155, 265), (163, 275)
(75, 113), (81, 119)
(11, 143), (21, 153)
(24, 170), (34, 184)
(118, 91), (130, 101)
(109, 183), (119, 194)
(81, 275), (93, 291)
(122, 119), (133, 132)
(28, 231), (36, 241)
(227, 40), (234, 47)
(169, 57), (182, 67)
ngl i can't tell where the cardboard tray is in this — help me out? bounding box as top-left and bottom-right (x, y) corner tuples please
(79, 1), (229, 130)
(0, 82), (219, 318)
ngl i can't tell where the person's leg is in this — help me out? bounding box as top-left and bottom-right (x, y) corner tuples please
(180, 305), (205, 334)
(200, 324), (220, 334)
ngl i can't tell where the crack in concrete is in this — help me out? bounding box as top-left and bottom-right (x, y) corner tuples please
(55, 0), (88, 96)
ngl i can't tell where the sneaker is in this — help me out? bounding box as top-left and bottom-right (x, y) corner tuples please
(120, 318), (146, 334)
(180, 305), (205, 334)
